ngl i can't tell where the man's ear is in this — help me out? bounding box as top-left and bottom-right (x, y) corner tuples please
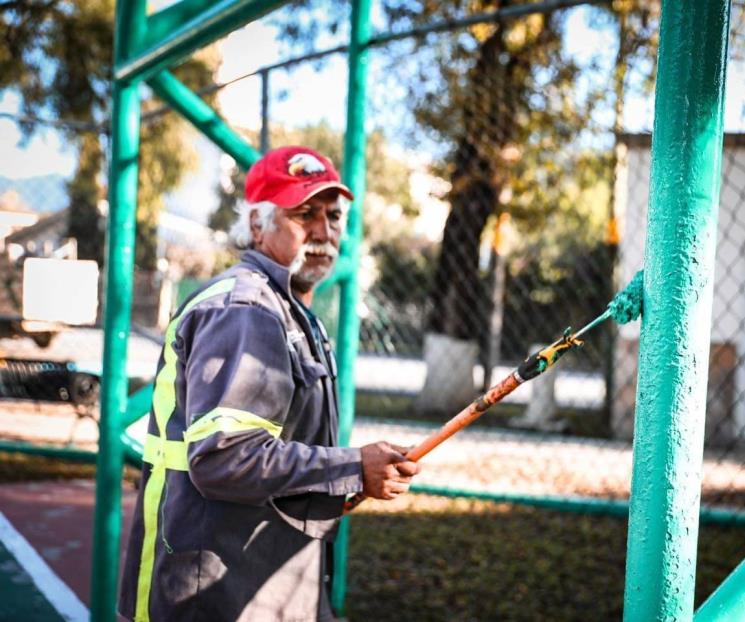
(249, 210), (262, 245)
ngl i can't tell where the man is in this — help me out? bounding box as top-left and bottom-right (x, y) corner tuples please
(120, 146), (420, 622)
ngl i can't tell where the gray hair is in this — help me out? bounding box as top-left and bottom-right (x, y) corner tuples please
(229, 200), (277, 249)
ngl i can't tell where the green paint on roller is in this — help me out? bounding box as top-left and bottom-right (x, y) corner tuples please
(573, 271), (643, 340)
(608, 269), (643, 324)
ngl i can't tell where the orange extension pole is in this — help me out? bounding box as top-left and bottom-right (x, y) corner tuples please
(406, 372), (522, 461)
(343, 371), (523, 513)
(343, 327), (585, 513)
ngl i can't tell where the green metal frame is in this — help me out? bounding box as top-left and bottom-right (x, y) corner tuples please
(114, 0), (288, 82)
(64, 0), (738, 618)
(694, 559), (745, 621)
(330, 1), (372, 612)
(98, 1), (371, 619)
(148, 71), (262, 169)
(409, 485), (745, 527)
(623, 1), (732, 620)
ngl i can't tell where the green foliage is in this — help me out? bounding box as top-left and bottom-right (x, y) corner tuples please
(210, 165), (245, 232)
(272, 1), (659, 341)
(371, 237), (436, 306)
(67, 132), (106, 264)
(0, 1), (219, 269)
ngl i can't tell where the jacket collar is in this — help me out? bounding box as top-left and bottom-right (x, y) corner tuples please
(239, 249), (325, 361)
(239, 249), (293, 298)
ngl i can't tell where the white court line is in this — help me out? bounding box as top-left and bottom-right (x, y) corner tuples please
(0, 511), (89, 622)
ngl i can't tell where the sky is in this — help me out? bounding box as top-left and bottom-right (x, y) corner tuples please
(165, 18), (351, 222)
(1, 5), (745, 223)
(0, 103), (78, 179)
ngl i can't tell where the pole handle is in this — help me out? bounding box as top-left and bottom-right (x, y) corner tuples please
(343, 372), (522, 514)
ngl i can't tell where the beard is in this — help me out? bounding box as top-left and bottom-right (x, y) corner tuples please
(289, 241), (339, 293)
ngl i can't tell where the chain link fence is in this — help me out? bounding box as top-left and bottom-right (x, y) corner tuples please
(1, 0), (744, 617)
(254, 0), (745, 520)
(0, 115), (207, 446)
(337, 1), (745, 511)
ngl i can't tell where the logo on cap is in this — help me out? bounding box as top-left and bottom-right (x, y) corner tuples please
(288, 153), (326, 177)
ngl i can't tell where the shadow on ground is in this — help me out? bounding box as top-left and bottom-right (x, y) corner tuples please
(347, 496), (743, 622)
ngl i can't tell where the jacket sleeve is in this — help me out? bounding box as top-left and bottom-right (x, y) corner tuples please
(178, 302), (363, 506)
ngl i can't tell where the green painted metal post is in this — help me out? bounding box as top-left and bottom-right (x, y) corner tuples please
(623, 2), (732, 621)
(694, 559), (745, 621)
(91, 2), (146, 619)
(148, 70), (261, 169)
(331, 0), (372, 615)
(143, 0), (218, 50)
(92, 84), (142, 622)
(115, 0), (287, 82)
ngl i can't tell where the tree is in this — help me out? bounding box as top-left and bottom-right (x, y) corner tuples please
(0, 0), (220, 269)
(270, 1), (659, 415)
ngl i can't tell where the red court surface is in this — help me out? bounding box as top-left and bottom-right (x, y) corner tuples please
(0, 478), (137, 621)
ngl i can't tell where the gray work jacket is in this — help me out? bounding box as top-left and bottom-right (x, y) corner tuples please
(119, 250), (363, 622)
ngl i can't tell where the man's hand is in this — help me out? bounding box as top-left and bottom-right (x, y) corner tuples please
(359, 441), (421, 500)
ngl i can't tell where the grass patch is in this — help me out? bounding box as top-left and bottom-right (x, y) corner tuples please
(347, 495), (743, 621)
(0, 455), (740, 621)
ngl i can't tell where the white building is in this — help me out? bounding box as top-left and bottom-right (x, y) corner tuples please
(613, 133), (745, 446)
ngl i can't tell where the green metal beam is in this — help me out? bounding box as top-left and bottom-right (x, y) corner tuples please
(694, 559), (745, 621)
(143, 0), (216, 52)
(0, 441), (98, 464)
(119, 429), (146, 468)
(335, 0), (371, 452)
(408, 485), (745, 527)
(113, 0), (147, 67)
(331, 0), (372, 616)
(0, 439), (141, 469)
(123, 382), (154, 429)
(91, 79), (143, 622)
(115, 0), (287, 83)
(622, 1), (732, 621)
(148, 70), (261, 170)
(91, 3), (147, 619)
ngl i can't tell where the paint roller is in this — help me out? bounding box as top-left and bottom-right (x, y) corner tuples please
(343, 270), (644, 513)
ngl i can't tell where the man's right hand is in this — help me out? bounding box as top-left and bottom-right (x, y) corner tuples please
(359, 441), (421, 500)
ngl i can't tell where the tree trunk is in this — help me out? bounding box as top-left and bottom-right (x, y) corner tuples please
(67, 132), (104, 265)
(416, 25), (519, 416)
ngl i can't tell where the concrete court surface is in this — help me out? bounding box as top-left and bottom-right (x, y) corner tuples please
(0, 479), (136, 621)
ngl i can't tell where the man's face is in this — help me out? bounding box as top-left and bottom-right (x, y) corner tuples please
(253, 189), (344, 292)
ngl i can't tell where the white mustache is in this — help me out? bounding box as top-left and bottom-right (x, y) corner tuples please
(289, 242), (338, 275)
(302, 242), (338, 258)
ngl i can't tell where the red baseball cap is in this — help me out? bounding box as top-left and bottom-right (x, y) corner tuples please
(244, 146), (354, 208)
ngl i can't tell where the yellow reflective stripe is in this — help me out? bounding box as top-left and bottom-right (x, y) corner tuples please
(152, 277), (236, 435)
(135, 462), (165, 622)
(184, 406), (283, 443)
(142, 433), (188, 472)
(136, 278), (235, 622)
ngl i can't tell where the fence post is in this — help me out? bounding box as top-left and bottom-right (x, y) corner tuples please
(91, 2), (146, 620)
(260, 69), (270, 153)
(623, 1), (732, 620)
(331, 0), (372, 616)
